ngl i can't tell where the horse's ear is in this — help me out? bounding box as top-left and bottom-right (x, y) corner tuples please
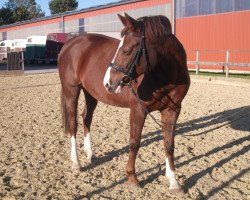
(124, 13), (138, 32)
(117, 14), (127, 27)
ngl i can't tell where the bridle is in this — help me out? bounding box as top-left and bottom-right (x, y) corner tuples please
(107, 21), (184, 132)
(108, 21), (149, 86)
(108, 21), (165, 127)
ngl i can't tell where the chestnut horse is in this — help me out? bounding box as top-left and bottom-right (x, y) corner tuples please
(58, 13), (190, 192)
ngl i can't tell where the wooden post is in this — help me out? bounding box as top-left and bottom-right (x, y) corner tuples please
(226, 50), (230, 77)
(21, 51), (24, 71)
(196, 50), (199, 75)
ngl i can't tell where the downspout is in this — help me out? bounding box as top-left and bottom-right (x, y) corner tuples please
(61, 15), (65, 33)
(172, 0), (176, 35)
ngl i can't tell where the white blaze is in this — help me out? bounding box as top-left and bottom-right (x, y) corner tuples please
(103, 67), (111, 87)
(111, 36), (125, 63)
(165, 158), (180, 190)
(103, 37), (125, 87)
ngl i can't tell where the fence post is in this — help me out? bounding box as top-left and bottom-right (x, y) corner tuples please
(226, 50), (230, 77)
(196, 50), (200, 74)
(21, 51), (24, 71)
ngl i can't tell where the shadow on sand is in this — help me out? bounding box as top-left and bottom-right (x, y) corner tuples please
(77, 105), (250, 199)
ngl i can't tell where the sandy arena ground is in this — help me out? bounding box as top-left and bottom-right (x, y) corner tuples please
(0, 72), (249, 200)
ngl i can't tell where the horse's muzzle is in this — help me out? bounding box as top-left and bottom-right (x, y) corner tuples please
(104, 82), (122, 94)
(104, 82), (113, 93)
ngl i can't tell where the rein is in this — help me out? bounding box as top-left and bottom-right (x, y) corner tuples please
(128, 82), (179, 133)
(109, 21), (149, 86)
(127, 82), (163, 128)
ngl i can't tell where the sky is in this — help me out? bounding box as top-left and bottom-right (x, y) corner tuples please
(0, 0), (120, 16)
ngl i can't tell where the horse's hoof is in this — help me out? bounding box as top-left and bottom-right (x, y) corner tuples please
(86, 154), (97, 164)
(169, 187), (184, 194)
(71, 163), (81, 171)
(125, 180), (142, 189)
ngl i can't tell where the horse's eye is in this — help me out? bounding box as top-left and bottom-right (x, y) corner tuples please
(133, 41), (140, 47)
(122, 46), (133, 55)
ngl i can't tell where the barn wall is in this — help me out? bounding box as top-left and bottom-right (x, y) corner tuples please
(175, 0), (250, 70)
(6, 22), (61, 40)
(0, 0), (172, 40)
(83, 4), (171, 35)
(176, 11), (250, 62)
(0, 18), (62, 40)
(0, 0), (249, 72)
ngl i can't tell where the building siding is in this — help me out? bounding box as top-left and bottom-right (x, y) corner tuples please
(0, 0), (249, 72)
(176, 10), (250, 69)
(0, 0), (172, 40)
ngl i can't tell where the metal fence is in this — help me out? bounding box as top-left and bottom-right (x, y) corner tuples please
(187, 50), (250, 76)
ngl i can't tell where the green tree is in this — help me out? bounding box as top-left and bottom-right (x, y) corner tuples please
(49, 0), (78, 15)
(26, 0), (45, 19)
(12, 5), (30, 22)
(0, 0), (45, 26)
(0, 7), (14, 26)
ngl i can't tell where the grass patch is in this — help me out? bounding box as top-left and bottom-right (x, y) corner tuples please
(189, 71), (250, 79)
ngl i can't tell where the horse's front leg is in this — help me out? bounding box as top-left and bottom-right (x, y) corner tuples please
(161, 107), (182, 193)
(82, 89), (97, 164)
(126, 106), (146, 187)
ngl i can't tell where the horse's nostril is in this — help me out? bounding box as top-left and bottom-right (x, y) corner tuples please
(105, 83), (112, 91)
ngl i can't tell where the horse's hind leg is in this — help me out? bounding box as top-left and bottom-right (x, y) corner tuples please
(81, 88), (97, 163)
(63, 84), (81, 170)
(161, 107), (182, 193)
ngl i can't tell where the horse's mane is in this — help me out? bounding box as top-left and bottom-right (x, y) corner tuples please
(138, 15), (172, 40)
(120, 15), (174, 74)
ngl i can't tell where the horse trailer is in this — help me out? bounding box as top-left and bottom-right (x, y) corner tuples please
(25, 36), (47, 64)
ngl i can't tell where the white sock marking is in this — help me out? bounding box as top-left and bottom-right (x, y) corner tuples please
(84, 133), (93, 160)
(166, 158), (180, 190)
(71, 136), (79, 165)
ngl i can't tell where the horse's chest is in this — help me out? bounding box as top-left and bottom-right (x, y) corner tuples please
(146, 89), (179, 111)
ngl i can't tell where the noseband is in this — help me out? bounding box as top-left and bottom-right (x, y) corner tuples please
(108, 22), (149, 86)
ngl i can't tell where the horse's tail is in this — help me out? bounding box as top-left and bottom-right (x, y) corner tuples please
(61, 89), (68, 134)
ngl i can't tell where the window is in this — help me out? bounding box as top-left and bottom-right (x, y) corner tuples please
(200, 0), (216, 15)
(185, 0), (199, 17)
(235, 0), (250, 11)
(2, 32), (7, 40)
(176, 0), (250, 18)
(48, 34), (56, 41)
(79, 18), (85, 33)
(216, 0), (234, 13)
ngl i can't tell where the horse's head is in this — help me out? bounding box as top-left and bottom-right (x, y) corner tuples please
(103, 13), (155, 93)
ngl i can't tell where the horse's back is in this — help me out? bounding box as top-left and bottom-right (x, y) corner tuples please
(58, 33), (118, 86)
(59, 33), (117, 67)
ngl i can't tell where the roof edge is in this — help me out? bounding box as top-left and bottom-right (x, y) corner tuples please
(0, 0), (144, 30)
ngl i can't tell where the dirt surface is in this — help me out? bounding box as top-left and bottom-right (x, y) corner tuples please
(0, 73), (249, 200)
